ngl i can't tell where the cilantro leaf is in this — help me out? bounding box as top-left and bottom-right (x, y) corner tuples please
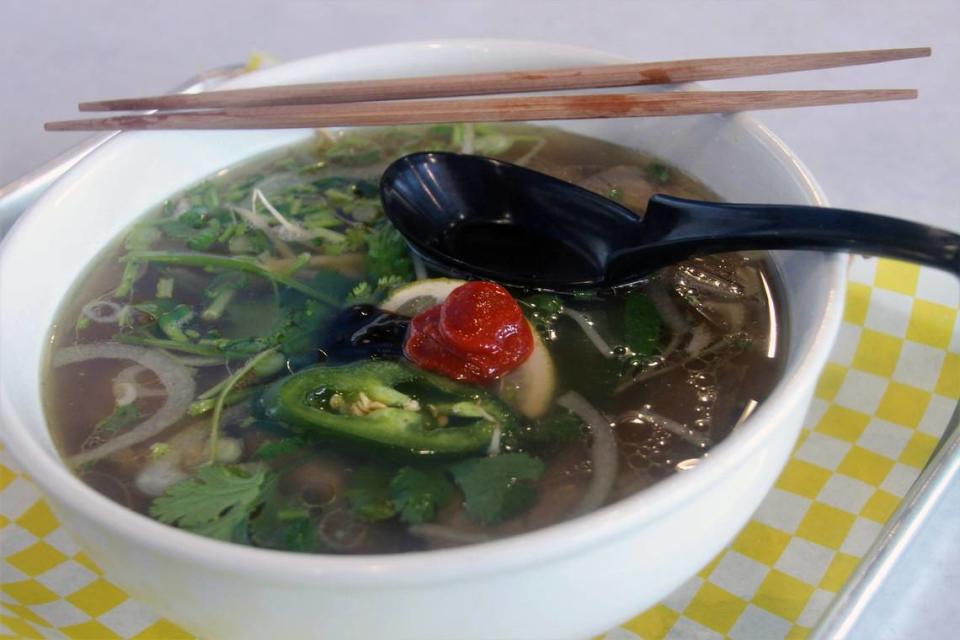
(365, 222), (413, 281)
(255, 437), (306, 461)
(447, 454), (545, 525)
(623, 293), (663, 358)
(149, 465), (271, 542)
(249, 485), (316, 553)
(647, 162), (672, 184)
(325, 137), (383, 166)
(346, 467), (396, 521)
(93, 404), (141, 434)
(513, 408), (584, 454)
(389, 467), (453, 524)
(346, 275), (407, 306)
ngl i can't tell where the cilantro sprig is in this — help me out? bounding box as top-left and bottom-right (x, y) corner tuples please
(344, 455), (545, 527)
(448, 454), (545, 525)
(389, 468), (454, 524)
(149, 465), (272, 543)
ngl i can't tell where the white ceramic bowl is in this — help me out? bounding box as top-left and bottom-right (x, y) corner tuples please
(0, 40), (845, 640)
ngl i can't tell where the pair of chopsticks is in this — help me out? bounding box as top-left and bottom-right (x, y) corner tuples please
(45, 48), (929, 132)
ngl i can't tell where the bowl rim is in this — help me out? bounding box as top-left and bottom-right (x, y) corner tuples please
(0, 37), (846, 585)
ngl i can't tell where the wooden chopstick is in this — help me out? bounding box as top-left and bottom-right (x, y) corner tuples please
(77, 48), (930, 112)
(46, 90), (917, 132)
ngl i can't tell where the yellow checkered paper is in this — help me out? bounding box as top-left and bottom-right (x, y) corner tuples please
(1, 258), (957, 640)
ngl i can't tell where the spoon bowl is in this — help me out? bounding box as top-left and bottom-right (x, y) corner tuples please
(380, 152), (960, 290)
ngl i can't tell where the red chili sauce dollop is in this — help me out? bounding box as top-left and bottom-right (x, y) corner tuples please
(403, 281), (533, 383)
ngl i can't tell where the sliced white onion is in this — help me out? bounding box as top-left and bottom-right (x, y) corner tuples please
(685, 324), (714, 358)
(408, 524), (491, 545)
(81, 300), (124, 324)
(112, 382), (138, 406)
(112, 364), (168, 406)
(164, 353), (231, 367)
(114, 364), (148, 384)
(557, 391), (618, 516)
(561, 308), (613, 359)
(633, 407), (712, 450)
(55, 343), (196, 467)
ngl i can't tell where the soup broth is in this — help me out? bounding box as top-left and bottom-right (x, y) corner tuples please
(46, 124), (785, 553)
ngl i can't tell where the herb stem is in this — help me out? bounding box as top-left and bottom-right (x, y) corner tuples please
(117, 334), (248, 358)
(189, 386), (261, 416)
(209, 348), (278, 465)
(114, 261), (141, 298)
(201, 287), (237, 321)
(125, 251), (338, 307)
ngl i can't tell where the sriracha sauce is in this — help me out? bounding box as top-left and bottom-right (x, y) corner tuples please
(404, 281), (533, 383)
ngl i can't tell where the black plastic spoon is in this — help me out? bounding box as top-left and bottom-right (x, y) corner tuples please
(379, 152), (959, 291)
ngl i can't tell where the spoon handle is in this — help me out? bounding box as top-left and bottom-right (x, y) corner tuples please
(639, 195), (960, 274)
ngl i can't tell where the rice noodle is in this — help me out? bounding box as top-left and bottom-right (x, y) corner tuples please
(54, 343), (196, 467)
(409, 524), (491, 545)
(561, 308), (613, 359)
(557, 391), (618, 516)
(81, 300), (124, 324)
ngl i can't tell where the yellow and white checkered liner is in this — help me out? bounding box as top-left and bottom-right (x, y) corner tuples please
(1, 257), (957, 640)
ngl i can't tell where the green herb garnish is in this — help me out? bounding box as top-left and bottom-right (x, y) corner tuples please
(346, 467), (396, 521)
(255, 437), (307, 461)
(365, 222), (414, 281)
(389, 467), (454, 524)
(93, 404), (141, 434)
(150, 465), (272, 543)
(447, 453), (545, 525)
(623, 293), (663, 358)
(647, 162), (671, 184)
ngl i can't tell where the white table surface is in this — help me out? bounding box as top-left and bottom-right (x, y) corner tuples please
(2, 1), (957, 638)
